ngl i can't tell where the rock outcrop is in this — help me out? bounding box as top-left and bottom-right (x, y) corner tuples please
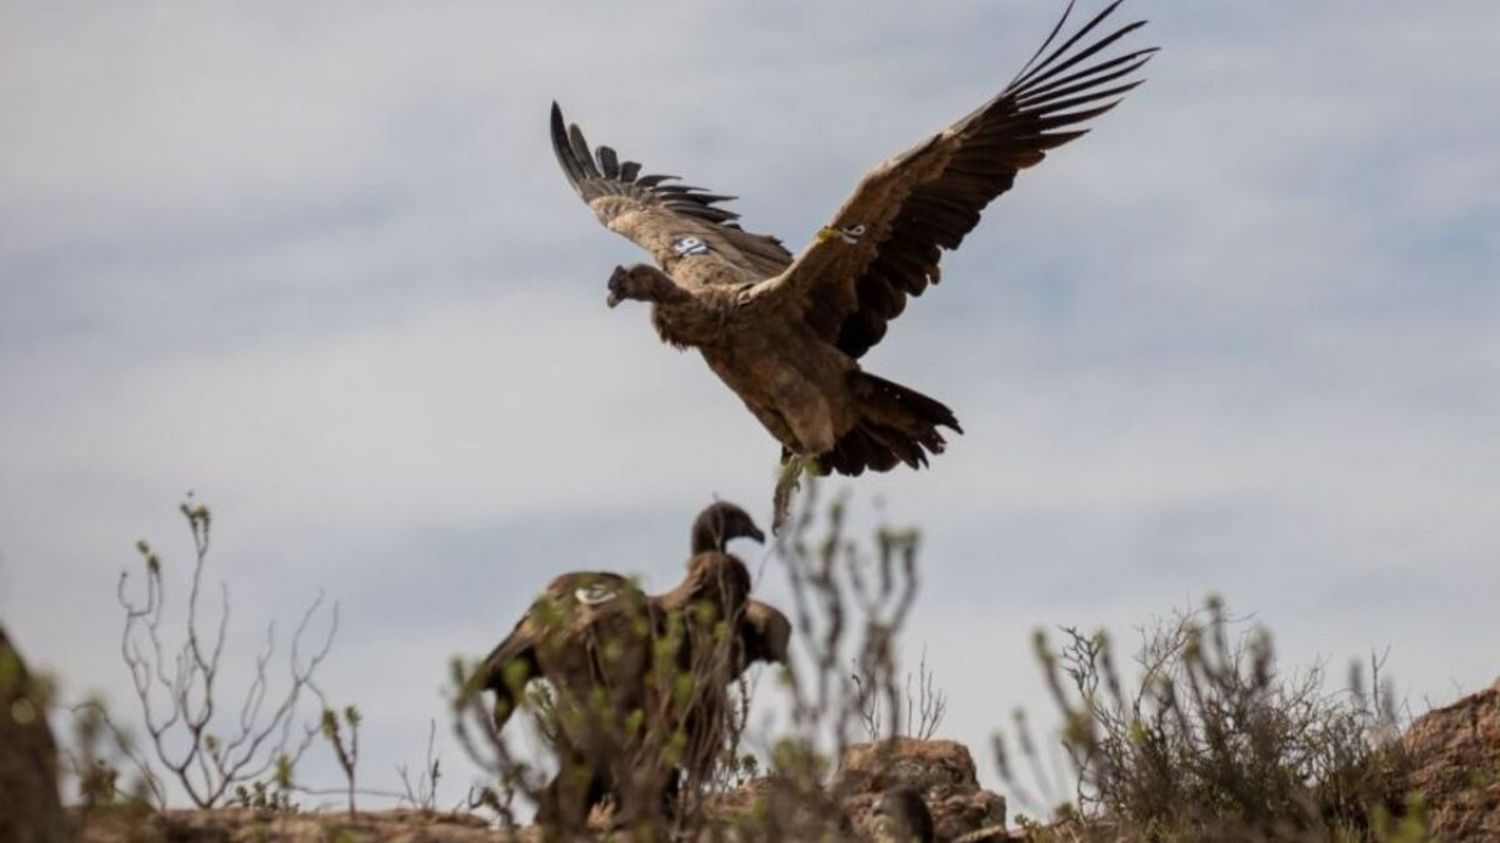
(834, 738), (1008, 842)
(1402, 677), (1500, 842)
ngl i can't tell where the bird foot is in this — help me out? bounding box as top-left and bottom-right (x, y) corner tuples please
(772, 456), (806, 536)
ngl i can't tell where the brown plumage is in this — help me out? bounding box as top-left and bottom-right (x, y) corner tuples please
(553, 1), (1154, 476)
(464, 502), (785, 827)
(653, 503), (783, 797)
(680, 503), (790, 675)
(466, 568), (659, 827)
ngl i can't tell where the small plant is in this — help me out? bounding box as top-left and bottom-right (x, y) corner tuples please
(230, 753), (297, 812)
(449, 656), (542, 831)
(397, 719), (443, 813)
(117, 495), (339, 808)
(321, 704), (361, 816)
(854, 644), (948, 741)
(721, 750), (761, 790)
(62, 694), (164, 810)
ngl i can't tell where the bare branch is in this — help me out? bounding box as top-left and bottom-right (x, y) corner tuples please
(114, 497), (339, 808)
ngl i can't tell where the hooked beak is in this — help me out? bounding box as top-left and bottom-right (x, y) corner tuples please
(606, 265), (627, 309)
(815, 226), (839, 244)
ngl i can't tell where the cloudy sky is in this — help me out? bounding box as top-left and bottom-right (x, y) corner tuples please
(3, 0), (1497, 809)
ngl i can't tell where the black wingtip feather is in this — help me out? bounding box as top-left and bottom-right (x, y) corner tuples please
(1014, 0), (1124, 89)
(566, 124), (602, 180)
(549, 102), (586, 191)
(1013, 48), (1156, 106)
(1030, 81), (1142, 118)
(1011, 1), (1153, 101)
(546, 103), (777, 240)
(1020, 20), (1148, 95)
(812, 3), (1151, 365)
(1009, 0), (1077, 88)
(597, 145), (620, 179)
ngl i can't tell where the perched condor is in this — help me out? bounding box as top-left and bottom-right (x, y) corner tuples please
(681, 503), (791, 680)
(465, 566), (658, 827)
(655, 503), (787, 796)
(463, 501), (784, 828)
(551, 1), (1154, 479)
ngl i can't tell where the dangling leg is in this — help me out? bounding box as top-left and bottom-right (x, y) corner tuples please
(748, 395), (834, 535)
(773, 452), (809, 536)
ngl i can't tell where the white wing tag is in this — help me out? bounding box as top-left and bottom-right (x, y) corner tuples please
(574, 584), (618, 606)
(671, 236), (710, 256)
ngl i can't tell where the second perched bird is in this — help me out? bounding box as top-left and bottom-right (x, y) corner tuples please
(552, 1), (1154, 477)
(463, 502), (784, 828)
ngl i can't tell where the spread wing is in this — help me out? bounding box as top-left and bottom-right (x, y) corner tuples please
(737, 600), (792, 672)
(550, 103), (793, 279)
(466, 614), (541, 730)
(750, 0), (1155, 358)
(465, 571), (645, 730)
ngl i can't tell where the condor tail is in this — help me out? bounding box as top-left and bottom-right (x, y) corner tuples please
(816, 373), (962, 476)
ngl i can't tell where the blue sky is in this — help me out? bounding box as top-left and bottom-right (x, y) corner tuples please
(3, 0), (1497, 809)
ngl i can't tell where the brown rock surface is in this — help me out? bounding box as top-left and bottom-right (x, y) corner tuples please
(1, 624), (69, 843)
(704, 776), (854, 839)
(63, 680), (1500, 841)
(1402, 678), (1500, 842)
(67, 739), (1020, 841)
(75, 808), (515, 843)
(834, 738), (1007, 842)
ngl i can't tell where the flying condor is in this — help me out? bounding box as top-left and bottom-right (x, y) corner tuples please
(551, 1), (1154, 478)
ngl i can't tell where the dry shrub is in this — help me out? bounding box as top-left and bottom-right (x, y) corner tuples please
(999, 597), (1426, 842)
(733, 482), (928, 840)
(855, 645), (948, 742)
(116, 495), (339, 809)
